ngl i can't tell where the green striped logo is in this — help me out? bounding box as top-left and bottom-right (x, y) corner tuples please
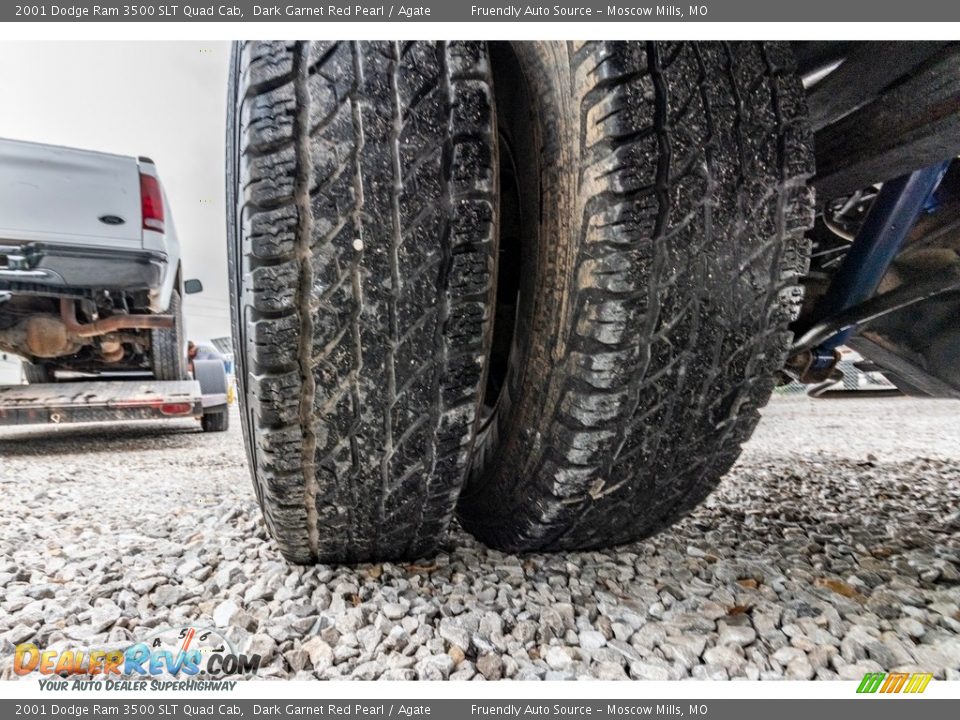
(857, 672), (886, 693)
(857, 672), (933, 694)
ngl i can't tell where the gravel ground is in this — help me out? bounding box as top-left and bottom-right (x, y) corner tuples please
(1, 396), (959, 681)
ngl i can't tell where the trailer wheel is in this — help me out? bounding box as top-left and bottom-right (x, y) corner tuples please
(227, 41), (497, 563)
(150, 289), (186, 381)
(202, 407), (229, 432)
(457, 41), (815, 552)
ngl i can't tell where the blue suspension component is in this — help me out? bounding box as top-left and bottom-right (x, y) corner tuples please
(815, 161), (950, 350)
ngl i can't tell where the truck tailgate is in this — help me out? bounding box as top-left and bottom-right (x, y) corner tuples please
(0, 139), (143, 250)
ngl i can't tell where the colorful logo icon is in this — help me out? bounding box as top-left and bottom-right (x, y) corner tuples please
(857, 672), (933, 694)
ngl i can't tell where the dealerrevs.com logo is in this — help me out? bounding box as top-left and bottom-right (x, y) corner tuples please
(14, 626), (260, 689)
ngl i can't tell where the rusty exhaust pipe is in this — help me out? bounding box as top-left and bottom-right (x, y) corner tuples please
(60, 298), (174, 338)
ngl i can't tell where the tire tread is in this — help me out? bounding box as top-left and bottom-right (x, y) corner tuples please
(459, 41), (814, 552)
(234, 41), (496, 563)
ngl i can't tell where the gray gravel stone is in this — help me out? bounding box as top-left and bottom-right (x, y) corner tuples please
(898, 617), (926, 639)
(579, 630), (607, 651)
(594, 661), (629, 680)
(718, 624), (757, 647)
(785, 657), (815, 680)
(629, 661), (672, 681)
(5, 625), (35, 645)
(302, 637), (334, 673)
(415, 654), (455, 680)
(476, 653), (503, 680)
(213, 599), (239, 628)
(692, 664), (729, 680)
(703, 646), (746, 676)
(89, 601), (121, 633)
(1, 398), (958, 681)
(352, 660), (383, 680)
(438, 619), (470, 652)
(382, 602), (407, 620)
(284, 647), (309, 673)
(544, 646), (574, 671)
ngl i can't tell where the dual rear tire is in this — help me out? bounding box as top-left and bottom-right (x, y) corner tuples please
(150, 289), (187, 381)
(228, 41), (814, 564)
(22, 362), (52, 384)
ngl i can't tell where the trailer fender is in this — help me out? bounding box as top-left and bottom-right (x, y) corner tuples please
(194, 358), (228, 410)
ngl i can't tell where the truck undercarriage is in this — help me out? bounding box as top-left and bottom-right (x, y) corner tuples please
(0, 292), (174, 375)
(789, 41), (960, 397)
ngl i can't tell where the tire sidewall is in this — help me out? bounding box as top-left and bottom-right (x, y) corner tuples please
(463, 42), (577, 516)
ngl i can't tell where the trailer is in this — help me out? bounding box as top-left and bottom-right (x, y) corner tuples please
(0, 358), (230, 431)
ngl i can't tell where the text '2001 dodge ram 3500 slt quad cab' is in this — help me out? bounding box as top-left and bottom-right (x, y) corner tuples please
(0, 138), (189, 382)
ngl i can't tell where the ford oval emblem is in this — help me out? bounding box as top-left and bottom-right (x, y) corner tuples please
(99, 215), (125, 225)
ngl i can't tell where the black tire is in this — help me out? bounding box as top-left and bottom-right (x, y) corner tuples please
(202, 407), (230, 432)
(458, 41), (815, 552)
(227, 41), (497, 564)
(22, 361), (52, 384)
(150, 289), (187, 381)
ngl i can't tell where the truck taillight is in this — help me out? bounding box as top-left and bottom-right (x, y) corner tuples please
(159, 402), (192, 416)
(139, 172), (165, 233)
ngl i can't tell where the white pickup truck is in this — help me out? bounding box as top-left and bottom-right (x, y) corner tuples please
(0, 137), (189, 381)
(0, 137), (230, 432)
